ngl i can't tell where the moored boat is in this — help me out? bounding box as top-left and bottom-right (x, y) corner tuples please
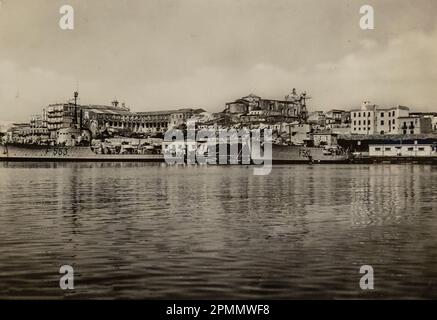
(0, 142), (351, 164)
(269, 144), (350, 164)
(0, 143), (164, 162)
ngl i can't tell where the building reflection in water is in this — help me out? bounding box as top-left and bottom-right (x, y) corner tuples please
(1, 163), (437, 298)
(350, 165), (436, 227)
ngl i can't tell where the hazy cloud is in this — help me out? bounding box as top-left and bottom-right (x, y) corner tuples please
(0, 0), (436, 121)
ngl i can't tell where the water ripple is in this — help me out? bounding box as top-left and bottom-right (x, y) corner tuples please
(0, 163), (436, 299)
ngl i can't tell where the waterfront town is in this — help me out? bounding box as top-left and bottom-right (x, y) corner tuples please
(1, 88), (437, 159)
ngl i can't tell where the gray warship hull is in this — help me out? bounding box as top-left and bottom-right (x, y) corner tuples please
(0, 143), (350, 164)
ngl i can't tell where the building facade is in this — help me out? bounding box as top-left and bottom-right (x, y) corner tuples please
(351, 102), (410, 135)
(325, 109), (350, 124)
(398, 116), (432, 135)
(307, 111), (325, 125)
(82, 107), (203, 136)
(29, 114), (49, 142)
(46, 103), (79, 139)
(44, 96), (204, 140)
(225, 90), (308, 123)
(9, 123), (32, 143)
(313, 132), (338, 146)
(409, 112), (437, 132)
(369, 144), (435, 157)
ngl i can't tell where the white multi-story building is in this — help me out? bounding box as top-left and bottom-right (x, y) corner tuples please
(351, 102), (410, 135)
(369, 144), (435, 157)
(409, 112), (437, 132)
(398, 116), (433, 135)
(29, 113), (49, 142)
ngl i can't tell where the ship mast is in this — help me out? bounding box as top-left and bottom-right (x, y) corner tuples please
(73, 91), (79, 129)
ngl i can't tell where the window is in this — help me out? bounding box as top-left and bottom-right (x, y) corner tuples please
(358, 120), (361, 125)
(385, 147), (391, 151)
(418, 147), (425, 151)
(375, 147), (381, 151)
(381, 120), (384, 125)
(408, 147), (414, 151)
(381, 112), (385, 117)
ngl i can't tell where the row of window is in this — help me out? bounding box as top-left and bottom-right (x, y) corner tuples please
(401, 121), (417, 126)
(98, 115), (170, 121)
(352, 127), (396, 133)
(353, 112), (372, 118)
(107, 122), (168, 128)
(402, 130), (416, 135)
(374, 147), (426, 152)
(353, 111), (397, 118)
(354, 120), (372, 125)
(353, 127), (372, 131)
(380, 111), (396, 117)
(353, 119), (397, 126)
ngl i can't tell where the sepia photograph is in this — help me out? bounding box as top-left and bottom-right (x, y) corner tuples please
(0, 0), (436, 315)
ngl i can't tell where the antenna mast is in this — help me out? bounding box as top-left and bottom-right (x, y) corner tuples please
(74, 91), (79, 128)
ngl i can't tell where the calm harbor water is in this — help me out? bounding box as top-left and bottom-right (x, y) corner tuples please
(0, 162), (436, 299)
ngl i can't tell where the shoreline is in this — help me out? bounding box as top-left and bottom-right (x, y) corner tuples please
(1, 157), (437, 164)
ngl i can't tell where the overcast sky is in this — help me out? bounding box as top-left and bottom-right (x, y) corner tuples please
(0, 0), (436, 121)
